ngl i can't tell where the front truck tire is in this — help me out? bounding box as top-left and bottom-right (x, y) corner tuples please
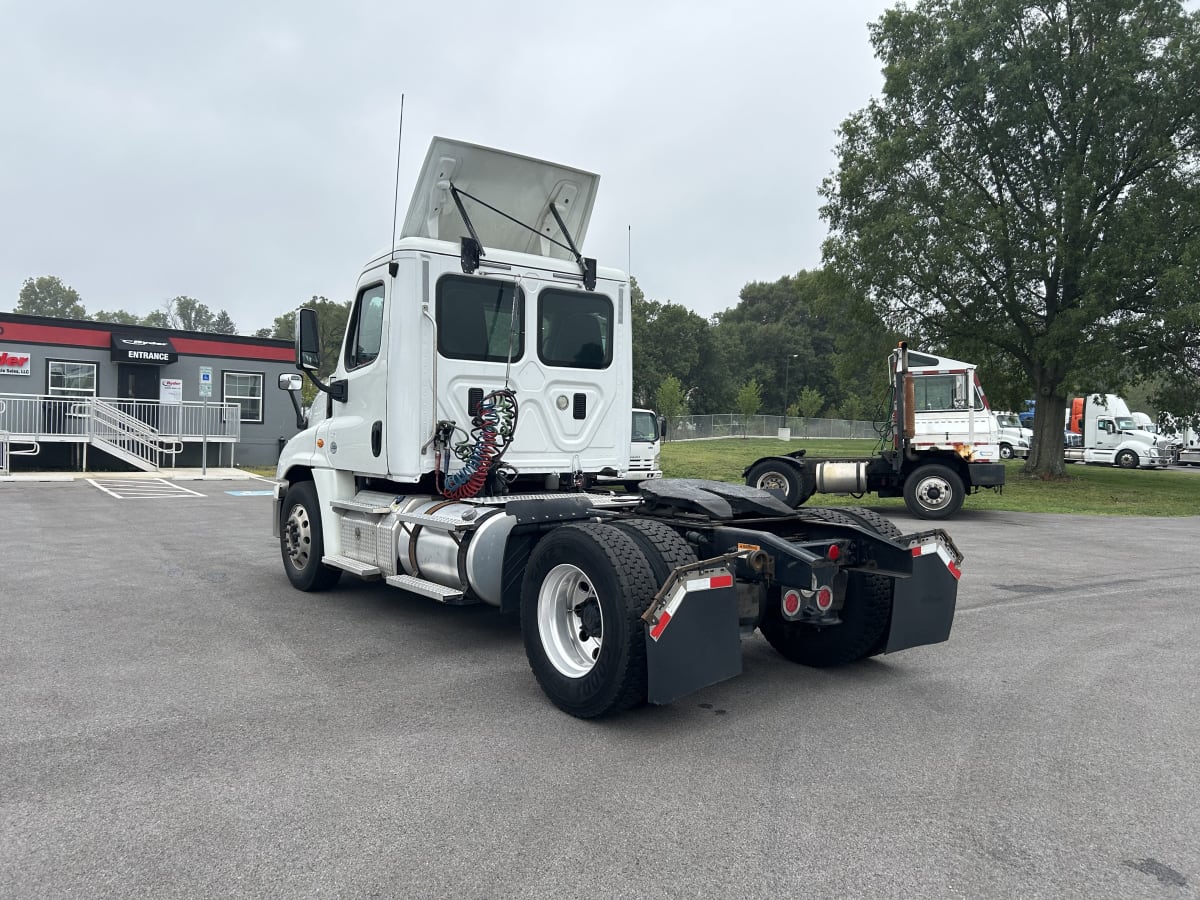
(520, 523), (659, 718)
(280, 481), (342, 591)
(759, 508), (893, 667)
(903, 463), (965, 520)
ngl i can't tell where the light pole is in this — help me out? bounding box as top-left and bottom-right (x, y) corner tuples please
(783, 353), (798, 417)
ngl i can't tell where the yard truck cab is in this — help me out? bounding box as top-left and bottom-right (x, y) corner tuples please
(1064, 394), (1170, 469)
(596, 407), (663, 491)
(744, 347), (1006, 520)
(272, 137), (963, 718)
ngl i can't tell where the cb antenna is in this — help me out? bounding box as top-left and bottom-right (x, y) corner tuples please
(388, 94), (406, 275)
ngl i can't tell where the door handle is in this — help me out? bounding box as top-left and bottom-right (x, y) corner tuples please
(371, 420), (382, 457)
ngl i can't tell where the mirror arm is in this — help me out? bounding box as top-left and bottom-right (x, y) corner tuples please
(301, 371), (348, 403)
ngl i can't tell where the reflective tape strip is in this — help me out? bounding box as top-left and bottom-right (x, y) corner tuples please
(911, 542), (961, 580)
(649, 570), (733, 642)
(684, 573), (734, 592)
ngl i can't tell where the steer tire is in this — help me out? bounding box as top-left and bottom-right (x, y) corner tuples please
(999, 442), (1014, 460)
(279, 481), (342, 591)
(903, 464), (965, 520)
(520, 523), (658, 718)
(1116, 449), (1139, 469)
(760, 507), (893, 667)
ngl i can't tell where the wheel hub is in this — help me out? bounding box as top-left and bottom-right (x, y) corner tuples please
(916, 477), (951, 508)
(537, 564), (604, 678)
(575, 597), (603, 640)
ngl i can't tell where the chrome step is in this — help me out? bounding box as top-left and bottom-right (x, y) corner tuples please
(330, 498), (394, 515)
(322, 554), (383, 578)
(393, 510), (474, 530)
(385, 573), (468, 603)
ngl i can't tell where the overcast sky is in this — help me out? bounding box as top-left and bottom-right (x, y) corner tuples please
(1, 0), (892, 334)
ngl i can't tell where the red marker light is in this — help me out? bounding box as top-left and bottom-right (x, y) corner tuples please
(783, 590), (801, 616)
(815, 586), (834, 611)
(827, 543), (840, 561)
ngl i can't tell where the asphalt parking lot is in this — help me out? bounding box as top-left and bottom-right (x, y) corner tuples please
(2, 478), (1198, 899)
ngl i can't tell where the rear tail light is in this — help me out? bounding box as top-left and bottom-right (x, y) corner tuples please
(782, 590), (801, 616)
(815, 586), (834, 611)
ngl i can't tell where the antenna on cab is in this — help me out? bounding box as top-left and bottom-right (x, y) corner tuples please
(388, 94), (406, 277)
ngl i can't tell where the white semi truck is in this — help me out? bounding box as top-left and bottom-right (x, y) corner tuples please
(1064, 394), (1170, 469)
(994, 412), (1032, 460)
(742, 348), (1006, 520)
(272, 137), (963, 718)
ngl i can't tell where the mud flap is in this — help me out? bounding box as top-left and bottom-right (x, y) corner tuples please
(644, 568), (742, 706)
(885, 536), (961, 652)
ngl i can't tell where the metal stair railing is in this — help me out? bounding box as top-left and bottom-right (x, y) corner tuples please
(88, 398), (164, 470)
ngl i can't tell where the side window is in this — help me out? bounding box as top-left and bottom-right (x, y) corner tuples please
(538, 290), (613, 369)
(346, 283), (386, 370)
(436, 275), (525, 362)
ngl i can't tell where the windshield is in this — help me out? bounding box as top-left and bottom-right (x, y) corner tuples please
(632, 411), (659, 442)
(1114, 416), (1137, 431)
(997, 414), (1020, 428)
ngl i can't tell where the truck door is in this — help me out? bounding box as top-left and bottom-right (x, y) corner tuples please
(324, 273), (389, 476)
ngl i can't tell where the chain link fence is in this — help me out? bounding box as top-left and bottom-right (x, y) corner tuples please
(663, 414), (882, 441)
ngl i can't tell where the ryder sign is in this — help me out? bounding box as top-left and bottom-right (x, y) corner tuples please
(0, 350), (32, 376)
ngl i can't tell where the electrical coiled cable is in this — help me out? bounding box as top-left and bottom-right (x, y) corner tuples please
(441, 389), (518, 499)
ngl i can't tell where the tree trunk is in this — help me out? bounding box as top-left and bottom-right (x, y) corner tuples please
(1025, 381), (1068, 476)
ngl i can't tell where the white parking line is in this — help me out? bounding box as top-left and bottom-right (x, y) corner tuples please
(86, 478), (207, 499)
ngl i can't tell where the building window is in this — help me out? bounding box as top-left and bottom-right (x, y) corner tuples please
(47, 360), (98, 397)
(223, 372), (263, 423)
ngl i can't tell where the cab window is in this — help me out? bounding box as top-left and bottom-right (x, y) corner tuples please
(346, 283), (386, 370)
(436, 275), (525, 362)
(538, 290), (613, 369)
(913, 373), (982, 411)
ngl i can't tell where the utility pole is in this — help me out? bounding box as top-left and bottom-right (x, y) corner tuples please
(783, 353), (799, 417)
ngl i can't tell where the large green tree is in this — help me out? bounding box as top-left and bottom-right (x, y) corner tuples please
(631, 278), (730, 413)
(16, 276), (86, 318)
(821, 0), (1200, 474)
(713, 270), (894, 417)
(270, 296), (352, 379)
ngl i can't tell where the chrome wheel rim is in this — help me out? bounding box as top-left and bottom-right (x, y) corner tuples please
(284, 503), (313, 570)
(915, 475), (953, 511)
(754, 471), (789, 494)
(537, 563), (603, 678)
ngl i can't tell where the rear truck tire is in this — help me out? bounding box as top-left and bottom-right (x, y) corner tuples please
(280, 481), (342, 591)
(520, 523), (659, 718)
(999, 442), (1014, 460)
(1116, 449), (1139, 469)
(903, 464), (965, 520)
(760, 507), (893, 667)
(745, 460), (804, 508)
(611, 518), (698, 584)
(834, 506), (903, 540)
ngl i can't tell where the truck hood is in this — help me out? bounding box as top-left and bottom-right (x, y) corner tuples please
(1120, 430), (1157, 447)
(400, 137), (599, 262)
